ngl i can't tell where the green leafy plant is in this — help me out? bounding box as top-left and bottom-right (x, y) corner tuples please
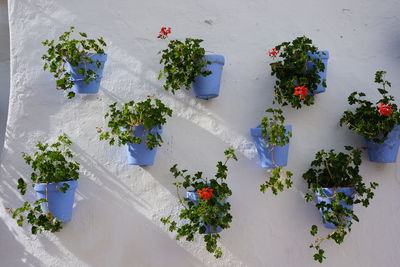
(98, 97), (173, 150)
(340, 71), (399, 143)
(9, 134), (80, 234)
(303, 146), (378, 263)
(259, 108), (293, 195)
(269, 36), (326, 109)
(42, 26), (107, 99)
(161, 148), (238, 258)
(157, 27), (211, 94)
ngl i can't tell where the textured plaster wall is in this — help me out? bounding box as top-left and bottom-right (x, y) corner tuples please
(1, 0), (400, 266)
(0, 0), (9, 154)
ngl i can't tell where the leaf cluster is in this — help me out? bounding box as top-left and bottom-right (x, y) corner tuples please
(99, 97), (172, 150)
(270, 36), (326, 109)
(161, 148), (238, 258)
(11, 134), (79, 234)
(303, 146), (378, 263)
(259, 108), (293, 195)
(340, 71), (399, 143)
(42, 26), (107, 99)
(158, 38), (211, 94)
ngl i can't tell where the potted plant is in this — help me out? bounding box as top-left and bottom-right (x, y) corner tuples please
(42, 26), (107, 99)
(157, 27), (225, 99)
(303, 146), (378, 263)
(98, 97), (173, 166)
(269, 36), (329, 109)
(9, 134), (80, 234)
(250, 108), (293, 195)
(340, 71), (400, 162)
(161, 148), (237, 258)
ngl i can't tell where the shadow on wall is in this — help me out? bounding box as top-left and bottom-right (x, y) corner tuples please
(0, 0), (10, 156)
(0, 127), (203, 266)
(0, 218), (43, 266)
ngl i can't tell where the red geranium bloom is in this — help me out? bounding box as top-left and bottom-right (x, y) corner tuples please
(157, 27), (172, 39)
(268, 48), (279, 58)
(378, 102), (392, 116)
(294, 86), (308, 100)
(197, 188), (214, 200)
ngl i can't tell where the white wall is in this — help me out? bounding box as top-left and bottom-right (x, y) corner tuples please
(0, 0), (9, 154)
(1, 0), (400, 266)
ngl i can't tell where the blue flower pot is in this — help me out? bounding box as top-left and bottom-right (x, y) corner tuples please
(66, 53), (107, 94)
(125, 125), (162, 166)
(34, 180), (78, 223)
(365, 125), (400, 163)
(315, 187), (354, 229)
(307, 50), (329, 95)
(250, 125), (292, 168)
(192, 54), (225, 99)
(186, 190), (225, 234)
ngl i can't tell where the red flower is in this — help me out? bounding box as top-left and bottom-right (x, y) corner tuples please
(294, 86), (308, 100)
(378, 102), (392, 116)
(157, 27), (172, 39)
(268, 48), (279, 58)
(197, 188), (214, 200)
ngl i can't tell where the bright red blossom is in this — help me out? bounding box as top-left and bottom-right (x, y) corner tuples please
(268, 48), (279, 58)
(378, 102), (392, 116)
(294, 86), (308, 100)
(197, 188), (214, 200)
(157, 27), (172, 39)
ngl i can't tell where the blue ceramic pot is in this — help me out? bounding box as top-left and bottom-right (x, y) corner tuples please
(34, 180), (78, 223)
(186, 190), (225, 234)
(365, 125), (400, 163)
(250, 125), (292, 168)
(307, 50), (329, 95)
(314, 187), (354, 229)
(125, 125), (162, 166)
(192, 54), (225, 99)
(66, 53), (107, 94)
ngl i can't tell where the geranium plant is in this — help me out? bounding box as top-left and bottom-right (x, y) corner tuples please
(303, 146), (378, 263)
(9, 134), (80, 234)
(42, 26), (107, 99)
(161, 148), (238, 258)
(269, 36), (326, 109)
(157, 27), (211, 94)
(340, 71), (399, 143)
(98, 97), (173, 150)
(258, 108), (293, 195)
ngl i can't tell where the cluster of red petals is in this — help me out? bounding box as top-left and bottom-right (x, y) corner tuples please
(197, 188), (214, 200)
(378, 102), (393, 116)
(157, 27), (172, 39)
(268, 48), (279, 58)
(294, 86), (308, 100)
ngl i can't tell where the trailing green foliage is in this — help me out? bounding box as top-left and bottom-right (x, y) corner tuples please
(10, 134), (80, 234)
(158, 38), (211, 94)
(270, 36), (326, 109)
(161, 148), (238, 258)
(340, 71), (399, 143)
(303, 146), (378, 263)
(42, 26), (107, 99)
(99, 97), (173, 150)
(258, 108), (293, 195)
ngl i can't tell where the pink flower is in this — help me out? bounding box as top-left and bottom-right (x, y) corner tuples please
(268, 48), (279, 58)
(294, 86), (308, 100)
(157, 27), (172, 39)
(378, 102), (392, 116)
(197, 188), (214, 200)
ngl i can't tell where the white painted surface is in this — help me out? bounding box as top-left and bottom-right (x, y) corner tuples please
(1, 0), (400, 266)
(0, 0), (9, 154)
